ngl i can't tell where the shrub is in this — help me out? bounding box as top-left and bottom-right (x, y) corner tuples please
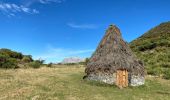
(22, 55), (33, 63)
(65, 63), (77, 65)
(0, 54), (18, 69)
(161, 63), (170, 68)
(138, 42), (157, 51)
(85, 58), (90, 65)
(147, 66), (162, 76)
(35, 59), (45, 64)
(2, 58), (18, 69)
(163, 69), (170, 79)
(29, 61), (41, 68)
(0, 48), (23, 59)
(47, 63), (53, 67)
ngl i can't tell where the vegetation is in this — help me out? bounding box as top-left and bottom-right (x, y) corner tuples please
(84, 58), (90, 65)
(0, 48), (44, 69)
(130, 22), (170, 79)
(47, 62), (53, 67)
(28, 61), (42, 68)
(163, 69), (170, 79)
(0, 54), (18, 69)
(21, 55), (33, 63)
(0, 66), (170, 100)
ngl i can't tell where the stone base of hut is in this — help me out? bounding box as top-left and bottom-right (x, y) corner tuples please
(85, 73), (145, 86)
(130, 75), (145, 86)
(85, 73), (115, 84)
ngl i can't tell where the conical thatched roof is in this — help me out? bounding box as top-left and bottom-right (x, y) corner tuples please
(85, 25), (144, 76)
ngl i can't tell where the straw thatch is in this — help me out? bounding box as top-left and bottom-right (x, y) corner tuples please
(84, 25), (145, 86)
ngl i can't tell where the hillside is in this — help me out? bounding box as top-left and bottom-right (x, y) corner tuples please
(130, 22), (170, 78)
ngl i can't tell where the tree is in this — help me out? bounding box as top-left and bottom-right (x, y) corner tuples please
(85, 58), (90, 65)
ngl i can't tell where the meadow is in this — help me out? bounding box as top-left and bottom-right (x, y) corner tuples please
(0, 65), (170, 100)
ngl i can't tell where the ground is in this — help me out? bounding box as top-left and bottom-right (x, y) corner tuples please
(0, 65), (170, 100)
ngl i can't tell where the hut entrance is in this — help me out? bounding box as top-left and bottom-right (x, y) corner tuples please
(116, 69), (128, 88)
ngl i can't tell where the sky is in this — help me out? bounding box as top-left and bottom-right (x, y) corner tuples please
(0, 0), (170, 63)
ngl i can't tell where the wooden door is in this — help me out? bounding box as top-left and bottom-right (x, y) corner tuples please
(116, 69), (128, 88)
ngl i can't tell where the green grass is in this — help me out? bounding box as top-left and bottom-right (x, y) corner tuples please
(0, 65), (170, 100)
(130, 22), (170, 77)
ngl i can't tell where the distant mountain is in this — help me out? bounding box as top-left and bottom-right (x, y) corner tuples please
(130, 21), (170, 78)
(61, 57), (84, 64)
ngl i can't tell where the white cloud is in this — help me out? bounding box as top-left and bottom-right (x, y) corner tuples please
(0, 0), (64, 17)
(38, 0), (64, 4)
(67, 23), (98, 29)
(33, 9), (39, 14)
(24, 0), (64, 6)
(0, 3), (39, 16)
(34, 45), (94, 63)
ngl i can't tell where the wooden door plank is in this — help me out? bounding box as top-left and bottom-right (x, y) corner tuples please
(116, 70), (128, 88)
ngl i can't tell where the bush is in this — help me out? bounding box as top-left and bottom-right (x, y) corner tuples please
(21, 55), (33, 63)
(47, 63), (53, 67)
(0, 54), (18, 69)
(138, 42), (157, 51)
(85, 58), (90, 65)
(163, 69), (170, 79)
(29, 61), (41, 68)
(65, 63), (78, 65)
(161, 63), (170, 68)
(0, 48), (23, 59)
(147, 66), (162, 76)
(35, 59), (45, 64)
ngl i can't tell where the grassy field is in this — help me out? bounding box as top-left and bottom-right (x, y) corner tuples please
(0, 65), (170, 100)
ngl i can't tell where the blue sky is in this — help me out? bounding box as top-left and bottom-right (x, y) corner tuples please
(0, 0), (170, 63)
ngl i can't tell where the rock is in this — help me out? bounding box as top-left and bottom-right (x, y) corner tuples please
(61, 57), (84, 64)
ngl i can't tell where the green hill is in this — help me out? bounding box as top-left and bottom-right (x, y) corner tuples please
(130, 21), (170, 79)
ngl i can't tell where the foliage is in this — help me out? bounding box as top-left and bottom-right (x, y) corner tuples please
(130, 22), (170, 79)
(163, 69), (170, 79)
(64, 63), (78, 65)
(147, 66), (162, 76)
(35, 59), (45, 64)
(21, 55), (33, 63)
(47, 63), (53, 67)
(85, 58), (90, 65)
(0, 54), (18, 69)
(0, 48), (42, 69)
(138, 42), (157, 51)
(28, 61), (42, 68)
(0, 48), (23, 59)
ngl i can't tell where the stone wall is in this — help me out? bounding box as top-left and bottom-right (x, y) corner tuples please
(130, 75), (145, 86)
(85, 73), (145, 86)
(86, 73), (116, 84)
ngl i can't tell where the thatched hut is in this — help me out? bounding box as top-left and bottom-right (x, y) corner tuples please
(84, 25), (145, 87)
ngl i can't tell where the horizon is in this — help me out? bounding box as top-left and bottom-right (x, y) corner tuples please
(1, 0), (170, 63)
